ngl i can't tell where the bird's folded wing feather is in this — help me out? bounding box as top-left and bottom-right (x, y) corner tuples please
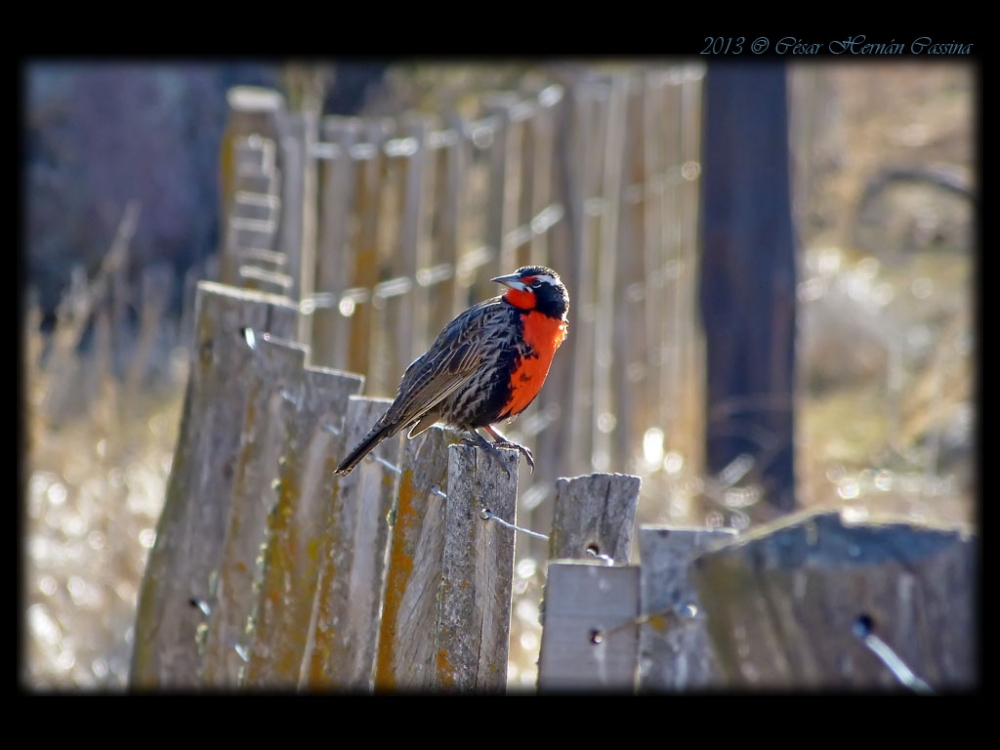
(387, 302), (499, 425)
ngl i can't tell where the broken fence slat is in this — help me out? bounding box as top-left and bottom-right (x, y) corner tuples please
(691, 509), (976, 690)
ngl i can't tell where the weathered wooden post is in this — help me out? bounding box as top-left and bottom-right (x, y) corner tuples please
(200, 335), (308, 686)
(371, 425), (455, 690)
(301, 395), (403, 690)
(130, 283), (298, 688)
(243, 366), (364, 687)
(433, 444), (519, 691)
(537, 473), (641, 691)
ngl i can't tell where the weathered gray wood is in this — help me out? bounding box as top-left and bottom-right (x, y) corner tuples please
(636, 525), (736, 691)
(347, 119), (393, 377)
(549, 473), (640, 563)
(692, 509), (976, 690)
(400, 118), (432, 358)
(200, 335), (307, 686)
(312, 117), (361, 369)
(537, 561), (640, 691)
(278, 112), (306, 303)
(131, 282), (299, 687)
(243, 367), (364, 687)
(428, 113), (465, 336)
(373, 425), (455, 690)
(302, 395), (402, 690)
(435, 444), (518, 691)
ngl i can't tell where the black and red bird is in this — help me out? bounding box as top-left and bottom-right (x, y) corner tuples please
(335, 266), (569, 476)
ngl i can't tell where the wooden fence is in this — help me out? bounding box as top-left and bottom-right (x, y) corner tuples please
(130, 65), (975, 692)
(132, 282), (975, 691)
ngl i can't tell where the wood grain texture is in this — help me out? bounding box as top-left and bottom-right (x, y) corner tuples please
(435, 444), (518, 691)
(201, 335), (307, 686)
(636, 525), (736, 691)
(373, 425), (456, 691)
(131, 282), (298, 687)
(243, 366), (364, 687)
(537, 561), (640, 691)
(692, 509), (976, 690)
(549, 473), (640, 563)
(303, 395), (402, 691)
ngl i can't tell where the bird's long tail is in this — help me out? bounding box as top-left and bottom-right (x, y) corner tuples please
(335, 420), (400, 475)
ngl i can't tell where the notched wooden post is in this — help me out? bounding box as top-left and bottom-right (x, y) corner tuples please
(373, 425), (456, 691)
(692, 509), (977, 690)
(201, 335), (307, 686)
(549, 473), (641, 563)
(243, 367), (364, 688)
(303, 395), (402, 691)
(636, 525), (736, 691)
(537, 561), (640, 692)
(434, 443), (519, 692)
(131, 282), (298, 688)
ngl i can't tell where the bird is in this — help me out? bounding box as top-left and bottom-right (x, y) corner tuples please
(335, 265), (569, 477)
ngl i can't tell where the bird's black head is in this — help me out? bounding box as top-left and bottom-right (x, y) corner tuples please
(491, 266), (569, 320)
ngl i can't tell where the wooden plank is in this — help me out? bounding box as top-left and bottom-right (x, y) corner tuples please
(435, 444), (519, 691)
(373, 425), (455, 690)
(691, 509), (976, 690)
(243, 366), (364, 688)
(312, 117), (361, 369)
(302, 395), (403, 690)
(347, 119), (393, 377)
(428, 113), (466, 336)
(549, 473), (640, 563)
(278, 113), (306, 303)
(130, 282), (298, 687)
(200, 335), (307, 686)
(537, 561), (640, 691)
(399, 118), (432, 359)
(636, 525), (736, 691)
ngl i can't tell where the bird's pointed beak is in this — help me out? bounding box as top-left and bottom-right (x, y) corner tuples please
(491, 272), (528, 291)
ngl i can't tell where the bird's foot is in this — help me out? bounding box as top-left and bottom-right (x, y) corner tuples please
(462, 430), (515, 479)
(491, 439), (534, 473)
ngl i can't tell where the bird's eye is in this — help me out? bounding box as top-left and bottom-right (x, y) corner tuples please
(530, 280), (542, 288)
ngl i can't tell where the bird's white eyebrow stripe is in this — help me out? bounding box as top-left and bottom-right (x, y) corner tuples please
(526, 273), (558, 286)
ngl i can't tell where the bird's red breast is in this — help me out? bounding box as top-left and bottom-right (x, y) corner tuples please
(499, 284), (568, 419)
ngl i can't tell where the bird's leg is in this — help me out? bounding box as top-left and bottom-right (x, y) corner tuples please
(483, 425), (534, 473)
(462, 428), (514, 479)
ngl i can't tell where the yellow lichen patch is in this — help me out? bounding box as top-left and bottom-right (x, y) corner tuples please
(435, 649), (455, 688)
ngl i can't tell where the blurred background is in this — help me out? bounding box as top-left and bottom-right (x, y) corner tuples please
(22, 60), (975, 689)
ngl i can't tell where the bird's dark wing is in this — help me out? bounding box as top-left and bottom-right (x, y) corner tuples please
(383, 297), (505, 428)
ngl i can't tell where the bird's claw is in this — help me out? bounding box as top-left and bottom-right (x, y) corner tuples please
(493, 439), (534, 473)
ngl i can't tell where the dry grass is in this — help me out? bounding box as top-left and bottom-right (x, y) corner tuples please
(22, 62), (975, 690)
